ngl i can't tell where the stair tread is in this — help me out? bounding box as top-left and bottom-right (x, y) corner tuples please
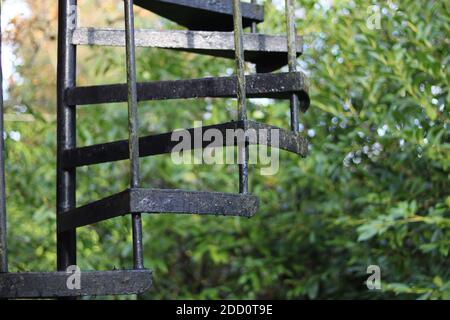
(0, 269), (152, 298)
(134, 0), (264, 31)
(72, 28), (302, 72)
(65, 72), (310, 106)
(62, 120), (309, 169)
(58, 189), (259, 232)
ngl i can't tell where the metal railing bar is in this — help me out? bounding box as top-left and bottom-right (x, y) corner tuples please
(232, 0), (249, 194)
(124, 0), (144, 270)
(285, 0), (300, 132)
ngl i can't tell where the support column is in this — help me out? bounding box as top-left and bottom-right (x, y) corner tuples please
(56, 0), (77, 271)
(232, 0), (249, 194)
(124, 0), (144, 270)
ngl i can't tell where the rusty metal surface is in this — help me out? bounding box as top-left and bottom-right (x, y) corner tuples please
(0, 269), (152, 298)
(58, 189), (259, 231)
(134, 0), (264, 31)
(65, 72), (309, 106)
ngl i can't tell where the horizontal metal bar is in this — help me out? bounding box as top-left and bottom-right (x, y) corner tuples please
(134, 0), (264, 31)
(59, 190), (131, 230)
(72, 28), (303, 53)
(71, 28), (302, 72)
(65, 72), (310, 106)
(58, 189), (259, 232)
(130, 189), (259, 217)
(0, 269), (152, 298)
(62, 120), (309, 169)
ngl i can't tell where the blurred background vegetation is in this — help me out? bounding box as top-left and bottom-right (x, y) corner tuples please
(2, 0), (449, 299)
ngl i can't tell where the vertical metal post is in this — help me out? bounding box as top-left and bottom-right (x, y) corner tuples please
(232, 0), (249, 194)
(0, 0), (8, 273)
(248, 0), (258, 191)
(250, 0), (257, 33)
(57, 0), (77, 272)
(124, 0), (144, 270)
(285, 0), (299, 133)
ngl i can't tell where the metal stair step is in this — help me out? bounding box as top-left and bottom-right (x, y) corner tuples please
(0, 269), (152, 298)
(72, 28), (303, 72)
(134, 0), (264, 31)
(58, 189), (259, 232)
(65, 72), (310, 106)
(62, 120), (309, 169)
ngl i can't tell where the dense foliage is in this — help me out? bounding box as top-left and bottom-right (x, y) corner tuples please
(3, 0), (449, 299)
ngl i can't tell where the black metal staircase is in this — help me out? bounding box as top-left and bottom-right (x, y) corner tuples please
(0, 0), (310, 298)
(133, 0), (264, 31)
